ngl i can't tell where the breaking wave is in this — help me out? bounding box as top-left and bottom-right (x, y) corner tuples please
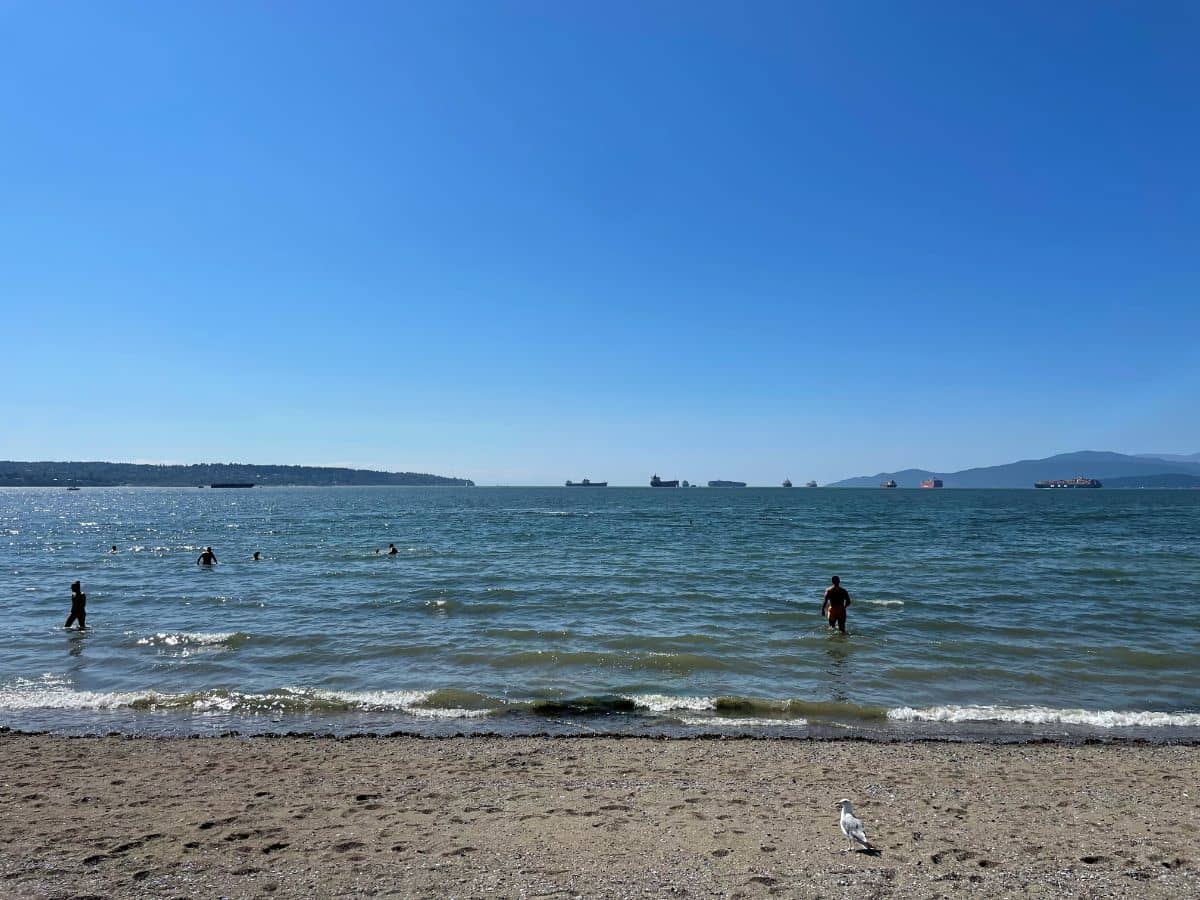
(2, 678), (1196, 731)
(888, 705), (1200, 728)
(136, 632), (248, 649)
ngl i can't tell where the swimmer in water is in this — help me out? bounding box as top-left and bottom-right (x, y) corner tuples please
(110, 545), (117, 553)
(65, 580), (87, 630)
(252, 551), (261, 561)
(197, 546), (218, 566)
(387, 543), (399, 556)
(821, 575), (852, 634)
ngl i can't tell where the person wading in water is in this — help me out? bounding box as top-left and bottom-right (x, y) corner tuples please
(821, 575), (852, 633)
(65, 580), (87, 630)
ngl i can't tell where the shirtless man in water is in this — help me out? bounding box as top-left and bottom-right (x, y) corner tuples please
(65, 580), (87, 630)
(196, 547), (218, 566)
(821, 575), (852, 633)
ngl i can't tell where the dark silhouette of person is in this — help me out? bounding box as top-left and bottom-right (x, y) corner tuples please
(110, 545), (117, 553)
(821, 575), (852, 633)
(65, 580), (87, 630)
(197, 546), (218, 566)
(252, 551), (261, 561)
(387, 543), (399, 556)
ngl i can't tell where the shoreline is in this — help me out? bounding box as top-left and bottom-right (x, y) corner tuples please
(1, 733), (1196, 897)
(5, 707), (1200, 744)
(5, 722), (1200, 745)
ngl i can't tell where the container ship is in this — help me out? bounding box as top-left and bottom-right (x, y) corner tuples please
(880, 479), (898, 489)
(565, 478), (607, 487)
(707, 480), (746, 488)
(920, 478), (944, 489)
(650, 474), (680, 488)
(1034, 477), (1102, 489)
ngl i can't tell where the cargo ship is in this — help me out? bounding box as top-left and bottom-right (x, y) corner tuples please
(920, 478), (943, 489)
(565, 478), (607, 487)
(1034, 477), (1102, 489)
(650, 474), (679, 488)
(782, 479), (792, 488)
(805, 480), (818, 488)
(881, 479), (898, 489)
(707, 480), (746, 488)
(211, 483), (254, 488)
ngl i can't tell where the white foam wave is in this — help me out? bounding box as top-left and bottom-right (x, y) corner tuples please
(0, 683), (496, 718)
(404, 707), (493, 719)
(137, 631), (242, 647)
(858, 598), (905, 607)
(677, 716), (806, 728)
(309, 688), (433, 709)
(888, 705), (1200, 728)
(625, 693), (715, 712)
(0, 677), (148, 710)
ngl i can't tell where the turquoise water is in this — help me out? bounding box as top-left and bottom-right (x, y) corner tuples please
(2, 486), (1198, 738)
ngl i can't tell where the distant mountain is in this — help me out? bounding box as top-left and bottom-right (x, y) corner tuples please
(1136, 452), (1200, 464)
(1105, 473), (1200, 489)
(828, 450), (1200, 489)
(0, 461), (474, 488)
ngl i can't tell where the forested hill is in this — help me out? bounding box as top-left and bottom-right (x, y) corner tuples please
(0, 461), (474, 487)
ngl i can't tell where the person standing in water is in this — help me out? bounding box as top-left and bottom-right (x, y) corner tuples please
(821, 575), (852, 633)
(65, 580), (87, 630)
(387, 543), (398, 556)
(197, 546), (218, 566)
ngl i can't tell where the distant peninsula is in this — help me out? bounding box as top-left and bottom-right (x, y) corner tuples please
(0, 461), (474, 488)
(828, 450), (1200, 489)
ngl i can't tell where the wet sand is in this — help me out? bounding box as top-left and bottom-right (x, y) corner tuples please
(0, 733), (1196, 897)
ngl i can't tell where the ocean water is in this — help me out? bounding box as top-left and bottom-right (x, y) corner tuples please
(2, 486), (1198, 740)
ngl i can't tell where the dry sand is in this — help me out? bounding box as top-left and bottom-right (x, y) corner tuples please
(0, 733), (1196, 898)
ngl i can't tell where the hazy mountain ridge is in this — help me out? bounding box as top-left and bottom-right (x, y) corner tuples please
(1136, 452), (1200, 463)
(829, 451), (1200, 488)
(0, 461), (474, 487)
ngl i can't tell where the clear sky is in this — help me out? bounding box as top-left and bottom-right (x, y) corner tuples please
(3, 2), (1197, 484)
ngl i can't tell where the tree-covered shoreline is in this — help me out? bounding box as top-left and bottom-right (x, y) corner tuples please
(0, 461), (474, 487)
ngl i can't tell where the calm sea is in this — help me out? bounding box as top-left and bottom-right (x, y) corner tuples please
(2, 486), (1198, 739)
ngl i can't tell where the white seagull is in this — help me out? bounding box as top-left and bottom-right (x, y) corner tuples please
(836, 798), (877, 853)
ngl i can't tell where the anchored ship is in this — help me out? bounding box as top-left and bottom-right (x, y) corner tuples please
(707, 480), (746, 488)
(1034, 477), (1102, 489)
(650, 474), (680, 488)
(880, 479), (898, 489)
(805, 480), (818, 488)
(920, 478), (944, 489)
(211, 483), (254, 488)
(565, 478), (607, 487)
(782, 479), (792, 488)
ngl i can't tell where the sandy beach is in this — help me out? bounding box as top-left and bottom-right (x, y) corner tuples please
(0, 733), (1196, 897)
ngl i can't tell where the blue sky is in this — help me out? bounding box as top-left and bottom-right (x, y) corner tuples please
(3, 2), (1197, 484)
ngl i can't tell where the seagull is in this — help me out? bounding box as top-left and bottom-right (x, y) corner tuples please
(836, 798), (877, 853)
